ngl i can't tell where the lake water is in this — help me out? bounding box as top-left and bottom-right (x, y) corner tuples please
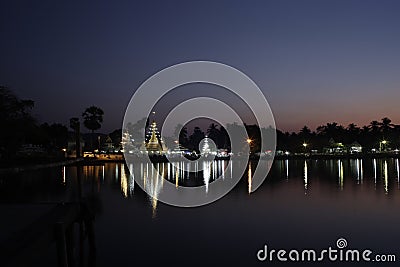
(1, 158), (400, 266)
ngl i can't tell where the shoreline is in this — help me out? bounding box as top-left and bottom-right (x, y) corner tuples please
(1, 152), (399, 173)
(0, 158), (84, 174)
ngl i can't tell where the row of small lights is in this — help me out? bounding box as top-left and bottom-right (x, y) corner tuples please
(301, 140), (388, 148)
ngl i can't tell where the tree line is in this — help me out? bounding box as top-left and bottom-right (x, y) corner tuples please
(0, 86), (104, 161)
(277, 118), (399, 152)
(2, 86), (399, 161)
(176, 118), (400, 153)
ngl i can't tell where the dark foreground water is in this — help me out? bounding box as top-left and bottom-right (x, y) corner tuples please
(1, 158), (400, 266)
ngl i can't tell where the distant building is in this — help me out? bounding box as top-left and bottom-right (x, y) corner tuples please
(324, 138), (345, 154)
(170, 141), (189, 155)
(349, 141), (362, 153)
(102, 135), (115, 153)
(121, 130), (136, 153)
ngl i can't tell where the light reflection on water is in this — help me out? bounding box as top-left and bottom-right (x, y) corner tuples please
(2, 158), (400, 266)
(303, 160), (308, 193)
(1, 158), (400, 210)
(109, 160), (232, 214)
(91, 158), (400, 215)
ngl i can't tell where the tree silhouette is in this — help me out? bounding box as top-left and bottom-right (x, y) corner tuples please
(380, 117), (393, 134)
(82, 106), (104, 150)
(189, 127), (205, 152)
(174, 124), (189, 147)
(0, 86), (36, 159)
(369, 120), (380, 133)
(70, 117), (81, 157)
(316, 122), (345, 144)
(207, 123), (220, 147)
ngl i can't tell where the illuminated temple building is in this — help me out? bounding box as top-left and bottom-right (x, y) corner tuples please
(143, 121), (167, 153)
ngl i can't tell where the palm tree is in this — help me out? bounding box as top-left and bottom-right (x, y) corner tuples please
(70, 117), (81, 157)
(380, 117), (393, 134)
(347, 123), (361, 141)
(82, 106), (104, 150)
(369, 120), (380, 133)
(207, 123), (220, 147)
(317, 122), (344, 139)
(189, 127), (205, 152)
(347, 123), (360, 133)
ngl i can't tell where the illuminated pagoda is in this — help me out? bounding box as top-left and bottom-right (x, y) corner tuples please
(200, 135), (217, 156)
(144, 121), (167, 153)
(121, 129), (136, 153)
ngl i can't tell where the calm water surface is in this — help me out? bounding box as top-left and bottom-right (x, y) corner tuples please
(1, 158), (400, 266)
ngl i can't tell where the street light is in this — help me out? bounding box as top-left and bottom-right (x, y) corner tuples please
(302, 143), (308, 155)
(380, 140), (388, 152)
(246, 139), (253, 155)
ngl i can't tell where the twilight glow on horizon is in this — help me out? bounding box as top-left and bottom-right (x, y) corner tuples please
(1, 0), (400, 133)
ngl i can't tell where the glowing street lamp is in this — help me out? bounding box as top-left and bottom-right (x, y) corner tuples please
(245, 138), (253, 155)
(302, 143), (308, 155)
(380, 140), (388, 152)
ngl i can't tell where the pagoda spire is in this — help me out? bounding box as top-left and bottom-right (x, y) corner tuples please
(145, 120), (165, 152)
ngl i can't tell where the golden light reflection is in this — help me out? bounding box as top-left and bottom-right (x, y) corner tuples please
(338, 160), (343, 190)
(285, 159), (289, 179)
(139, 163), (164, 218)
(356, 159), (360, 181)
(167, 163), (171, 181)
(62, 166), (66, 185)
(248, 162), (252, 194)
(396, 159), (400, 189)
(129, 163), (134, 196)
(384, 160), (388, 194)
(304, 160), (308, 192)
(121, 164), (128, 198)
(151, 172), (160, 218)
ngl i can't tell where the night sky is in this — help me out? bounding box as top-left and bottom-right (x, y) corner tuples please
(1, 0), (400, 133)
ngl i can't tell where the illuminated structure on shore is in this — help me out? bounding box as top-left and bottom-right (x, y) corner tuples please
(142, 121), (167, 154)
(200, 136), (217, 156)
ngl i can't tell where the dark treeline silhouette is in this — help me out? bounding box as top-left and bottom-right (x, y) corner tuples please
(173, 119), (400, 154)
(0, 87), (107, 162)
(2, 86), (399, 162)
(276, 118), (400, 153)
(175, 123), (230, 153)
(0, 86), (70, 161)
(173, 122), (275, 154)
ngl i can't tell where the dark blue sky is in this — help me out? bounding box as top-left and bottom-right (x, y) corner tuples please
(1, 0), (400, 133)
